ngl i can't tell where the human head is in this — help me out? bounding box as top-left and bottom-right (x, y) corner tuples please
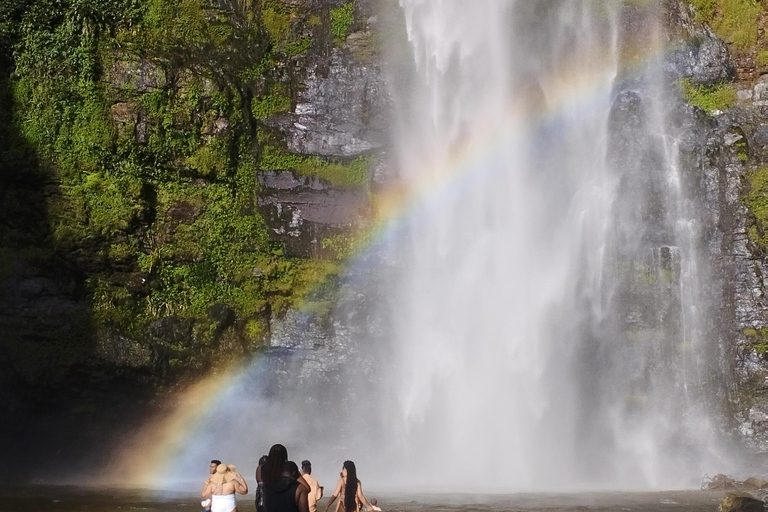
(259, 455), (268, 466)
(301, 460), (311, 475)
(343, 461), (357, 512)
(262, 444), (288, 485)
(283, 460), (301, 479)
(210, 460), (222, 474)
(371, 499), (377, 506)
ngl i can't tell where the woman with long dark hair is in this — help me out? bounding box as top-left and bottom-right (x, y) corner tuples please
(324, 461), (373, 512)
(261, 444), (289, 486)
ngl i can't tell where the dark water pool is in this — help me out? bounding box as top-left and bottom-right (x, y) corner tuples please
(0, 486), (725, 512)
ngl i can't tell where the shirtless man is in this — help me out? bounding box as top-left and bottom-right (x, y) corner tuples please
(202, 460), (222, 511)
(300, 460), (323, 512)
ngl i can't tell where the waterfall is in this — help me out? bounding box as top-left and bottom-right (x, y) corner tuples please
(372, 0), (727, 490)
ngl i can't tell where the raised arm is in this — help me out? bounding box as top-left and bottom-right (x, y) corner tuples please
(233, 472), (249, 495)
(356, 481), (373, 511)
(324, 478), (343, 512)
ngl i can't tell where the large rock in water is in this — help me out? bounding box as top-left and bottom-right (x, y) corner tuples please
(720, 493), (765, 512)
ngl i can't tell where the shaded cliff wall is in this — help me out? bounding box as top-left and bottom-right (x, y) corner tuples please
(0, 0), (393, 479)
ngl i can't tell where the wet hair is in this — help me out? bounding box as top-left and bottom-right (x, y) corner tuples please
(301, 460), (311, 473)
(211, 460), (222, 465)
(262, 444), (288, 485)
(284, 460), (300, 479)
(343, 460), (357, 512)
(259, 455), (268, 466)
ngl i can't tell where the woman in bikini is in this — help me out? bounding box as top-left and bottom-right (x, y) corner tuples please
(202, 464), (248, 512)
(324, 461), (373, 512)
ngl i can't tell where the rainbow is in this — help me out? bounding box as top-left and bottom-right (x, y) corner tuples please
(109, 27), (687, 488)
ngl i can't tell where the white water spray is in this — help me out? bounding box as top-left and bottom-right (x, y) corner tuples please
(372, 0), (727, 490)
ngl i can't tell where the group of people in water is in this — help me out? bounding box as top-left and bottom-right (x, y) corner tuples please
(201, 443), (380, 512)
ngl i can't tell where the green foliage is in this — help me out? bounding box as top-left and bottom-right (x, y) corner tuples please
(251, 86), (292, 119)
(262, 7), (291, 44)
(4, 0), (349, 364)
(742, 327), (768, 355)
(687, 0), (762, 52)
(330, 2), (354, 41)
(679, 78), (735, 113)
(743, 167), (768, 245)
(322, 229), (374, 260)
(186, 136), (230, 176)
(757, 50), (768, 67)
(713, 0), (760, 51)
(690, 0), (717, 21)
(286, 36), (311, 56)
(260, 144), (372, 186)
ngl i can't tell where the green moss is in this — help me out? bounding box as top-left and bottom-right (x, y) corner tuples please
(260, 144), (371, 186)
(186, 137), (230, 175)
(712, 0), (760, 51)
(286, 36), (311, 56)
(322, 229), (373, 260)
(735, 138), (749, 162)
(687, 0), (762, 52)
(743, 167), (768, 245)
(690, 0), (718, 22)
(330, 2), (354, 42)
(745, 327), (759, 337)
(251, 86), (292, 119)
(5, 0), (352, 370)
(679, 78), (735, 113)
(263, 7), (292, 44)
(307, 14), (322, 27)
(757, 50), (768, 67)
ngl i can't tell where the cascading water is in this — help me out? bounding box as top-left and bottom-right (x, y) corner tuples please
(370, 0), (728, 490)
(118, 0), (735, 492)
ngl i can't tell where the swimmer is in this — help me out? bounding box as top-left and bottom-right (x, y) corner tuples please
(202, 463), (248, 512)
(324, 461), (373, 512)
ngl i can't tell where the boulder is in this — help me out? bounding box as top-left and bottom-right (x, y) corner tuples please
(719, 492), (764, 512)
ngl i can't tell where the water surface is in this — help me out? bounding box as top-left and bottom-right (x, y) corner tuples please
(2, 487), (724, 512)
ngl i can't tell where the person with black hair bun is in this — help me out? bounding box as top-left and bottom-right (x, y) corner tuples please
(324, 461), (373, 512)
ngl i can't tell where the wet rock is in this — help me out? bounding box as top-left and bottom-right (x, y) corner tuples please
(257, 170), (370, 257)
(754, 76), (768, 104)
(743, 478), (768, 490)
(147, 316), (193, 344)
(665, 2), (736, 84)
(110, 102), (139, 125)
(207, 303), (235, 329)
(165, 201), (201, 226)
(719, 492), (764, 512)
(270, 309), (328, 350)
(265, 49), (390, 157)
(109, 58), (166, 93)
(95, 330), (153, 368)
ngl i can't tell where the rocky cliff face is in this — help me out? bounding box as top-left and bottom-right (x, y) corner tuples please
(0, 0), (394, 479)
